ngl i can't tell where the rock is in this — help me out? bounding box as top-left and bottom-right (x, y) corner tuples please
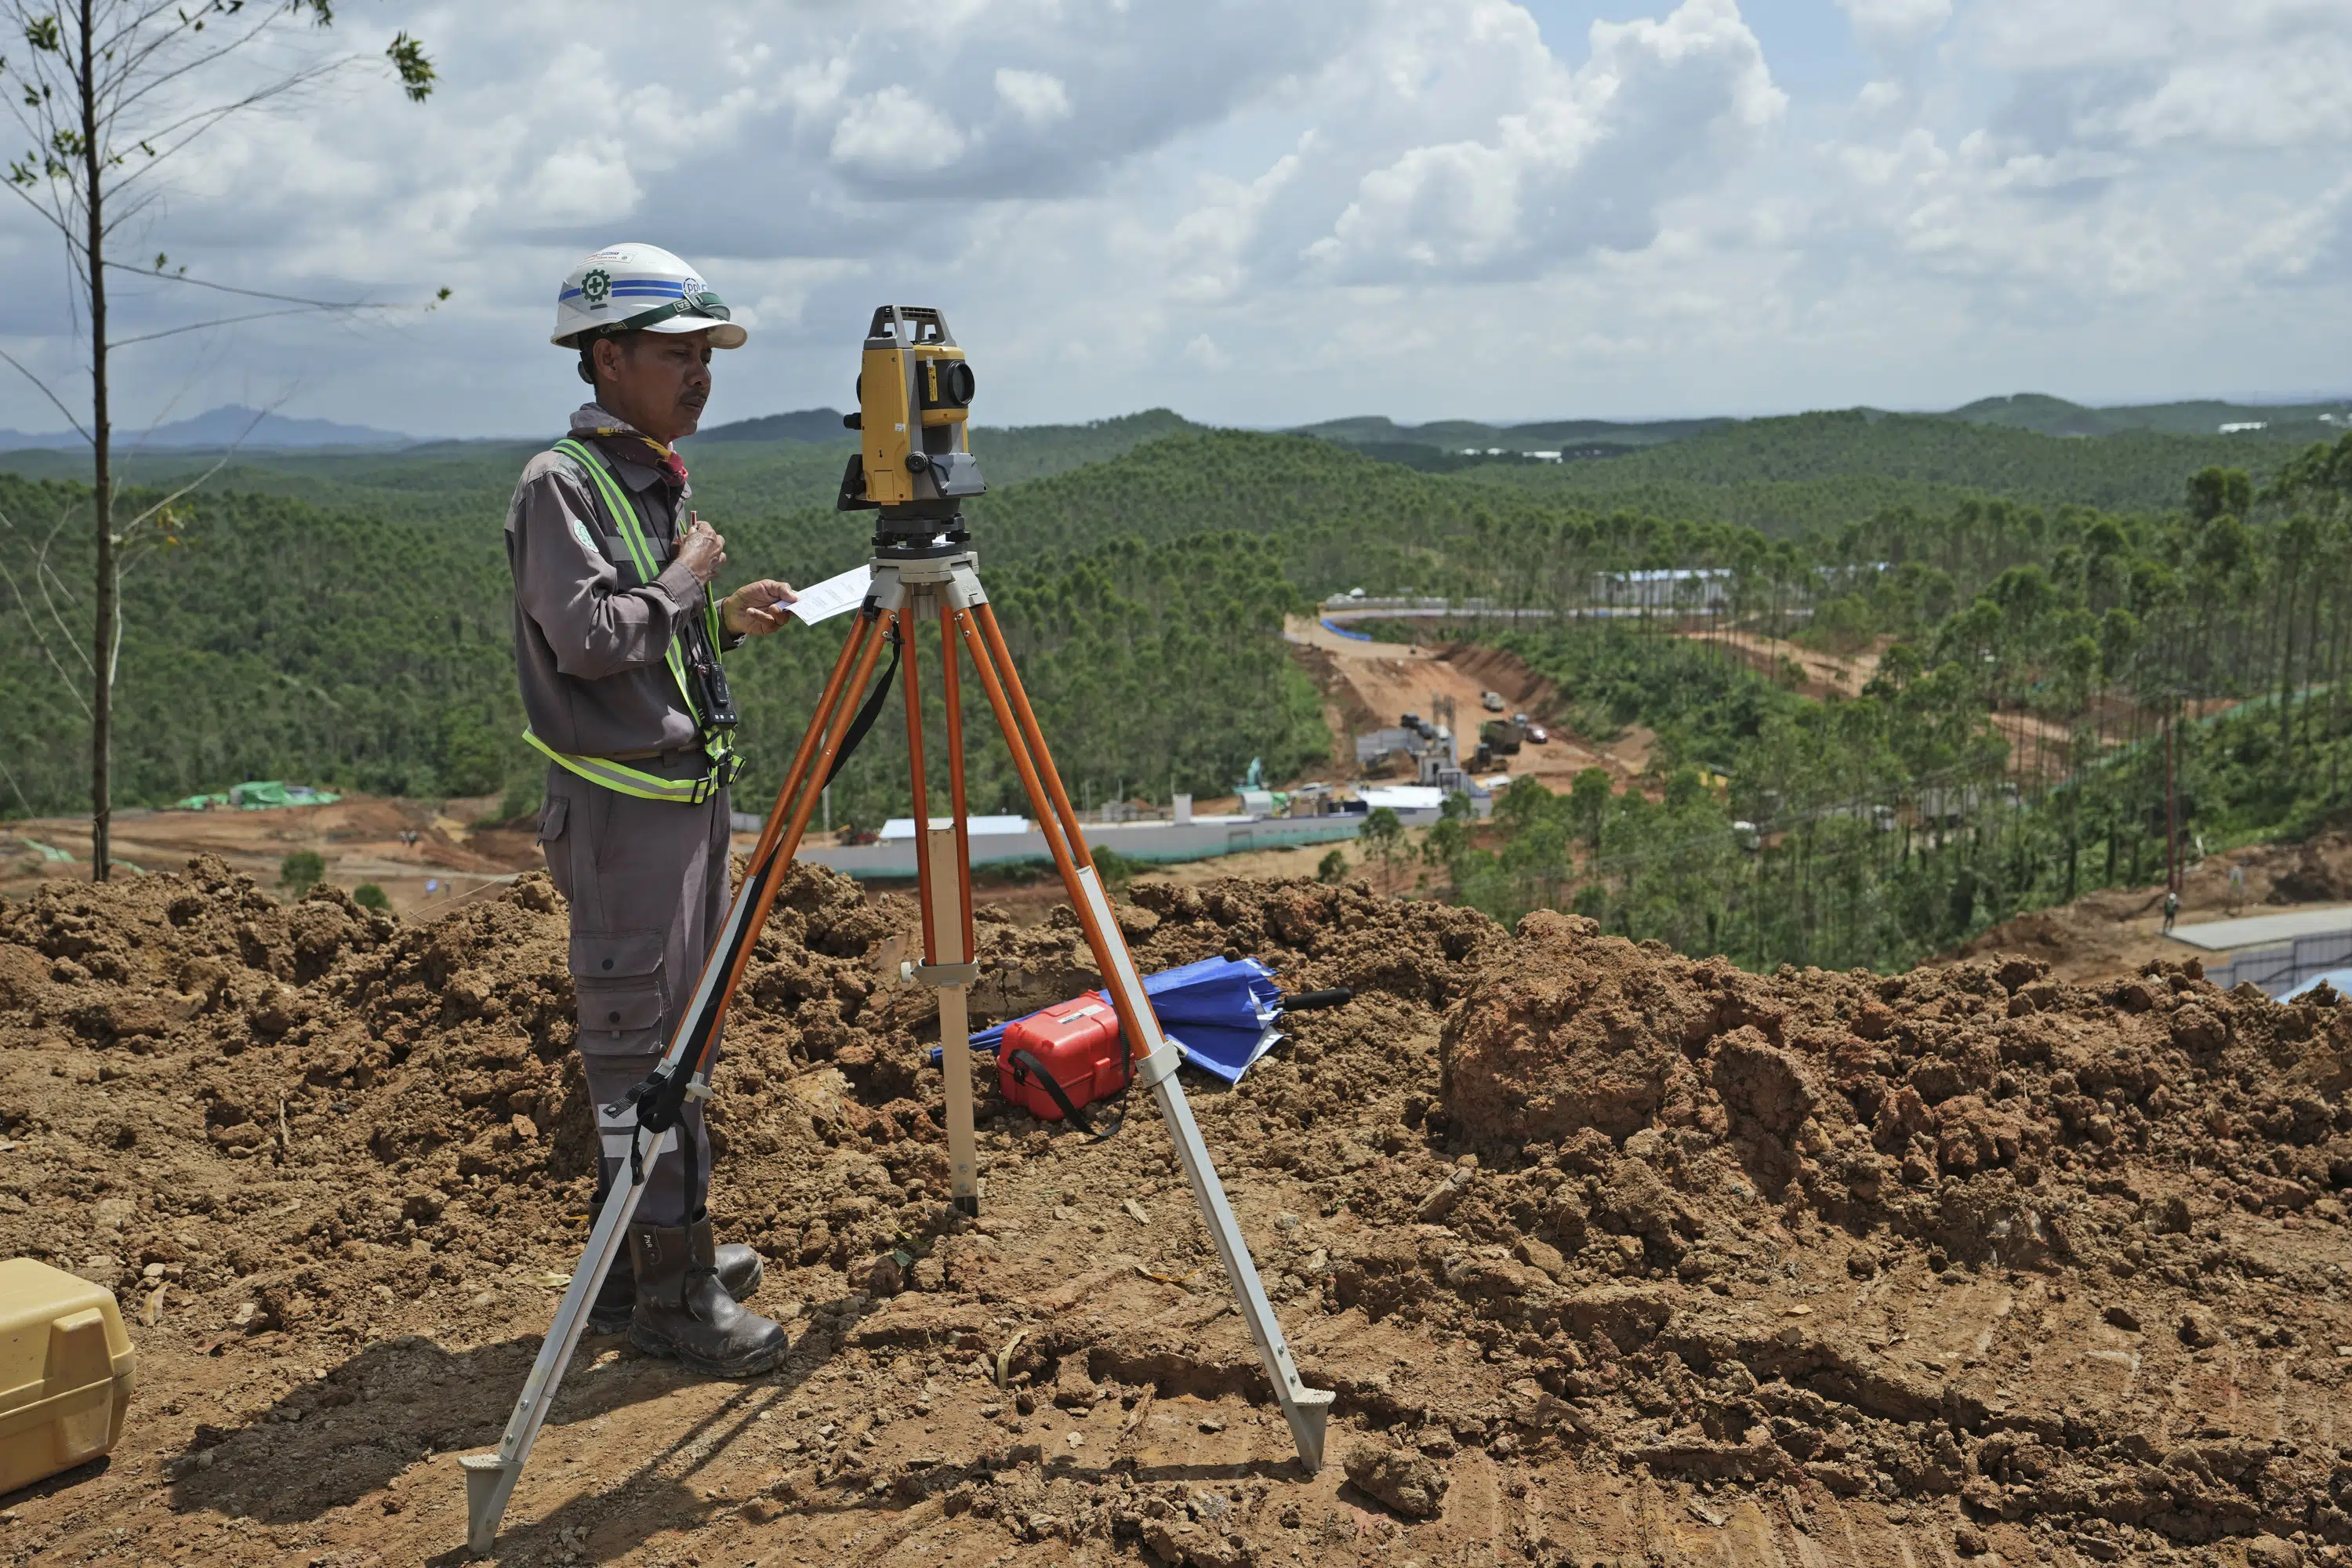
(1439, 911), (1697, 1144)
(1710, 1028), (1819, 1139)
(1142, 1520), (1202, 1567)
(1953, 1522), (1987, 1557)
(2169, 1004), (2226, 1054)
(1051, 1356), (1096, 1409)
(2179, 1308), (2223, 1348)
(2246, 1534), (2301, 1568)
(1343, 1442), (1449, 1519)
(2102, 1304), (2140, 1332)
(864, 1252), (906, 1297)
(1515, 1236), (1569, 1281)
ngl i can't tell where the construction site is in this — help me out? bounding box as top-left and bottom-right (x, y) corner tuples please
(1, 782), (2350, 1566)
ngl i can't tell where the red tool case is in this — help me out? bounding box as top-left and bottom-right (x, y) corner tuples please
(998, 994), (1131, 1130)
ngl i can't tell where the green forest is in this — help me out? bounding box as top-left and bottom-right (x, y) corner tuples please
(5, 402), (2351, 975)
(1390, 439), (2352, 970)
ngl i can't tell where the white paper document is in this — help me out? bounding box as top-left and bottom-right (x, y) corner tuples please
(778, 564), (870, 626)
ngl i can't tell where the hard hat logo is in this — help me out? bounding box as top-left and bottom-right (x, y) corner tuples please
(551, 242), (748, 350)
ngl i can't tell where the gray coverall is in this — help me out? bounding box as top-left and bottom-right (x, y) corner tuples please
(506, 405), (737, 1225)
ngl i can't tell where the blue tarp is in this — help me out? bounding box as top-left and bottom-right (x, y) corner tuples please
(2285, 968), (2352, 1003)
(933, 955), (1290, 1085)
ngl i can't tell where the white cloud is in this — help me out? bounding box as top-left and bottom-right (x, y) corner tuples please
(1296, 0), (1787, 282)
(1181, 333), (1229, 370)
(1835, 0), (1951, 56)
(2, 0), (2350, 440)
(1973, 0), (2352, 151)
(993, 68), (1072, 129)
(830, 86), (968, 174)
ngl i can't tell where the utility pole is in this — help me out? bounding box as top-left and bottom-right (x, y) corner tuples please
(2164, 702), (2180, 895)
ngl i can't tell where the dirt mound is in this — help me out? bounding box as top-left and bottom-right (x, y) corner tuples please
(1435, 641), (1563, 720)
(11, 862), (2352, 1566)
(1426, 907), (2352, 1548)
(2276, 836), (2352, 905)
(1947, 827), (2352, 986)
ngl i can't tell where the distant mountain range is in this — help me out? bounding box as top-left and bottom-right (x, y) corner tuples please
(0, 404), (410, 452)
(2, 391), (2342, 460)
(1940, 393), (2347, 439)
(688, 408), (851, 443)
(1294, 395), (2350, 459)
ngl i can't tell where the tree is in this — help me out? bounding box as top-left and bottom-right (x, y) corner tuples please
(1566, 766), (1612, 850)
(1360, 806), (1403, 891)
(0, 1), (434, 877)
(278, 848), (323, 895)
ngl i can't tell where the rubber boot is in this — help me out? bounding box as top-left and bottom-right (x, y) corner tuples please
(590, 1225), (763, 1334)
(626, 1216), (788, 1377)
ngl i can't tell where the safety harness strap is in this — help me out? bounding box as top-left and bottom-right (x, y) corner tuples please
(524, 437), (739, 803)
(521, 730), (728, 804)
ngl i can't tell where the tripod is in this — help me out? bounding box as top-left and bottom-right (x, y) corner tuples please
(462, 542), (1334, 1555)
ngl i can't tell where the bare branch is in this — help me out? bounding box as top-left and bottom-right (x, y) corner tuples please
(104, 260), (387, 311)
(0, 750), (34, 815)
(31, 543), (96, 680)
(0, 172), (79, 245)
(118, 403), (271, 542)
(111, 303), (377, 347)
(0, 344), (93, 446)
(109, 60), (350, 198)
(0, 546), (95, 722)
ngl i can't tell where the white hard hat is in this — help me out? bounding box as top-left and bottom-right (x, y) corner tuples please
(551, 241), (747, 350)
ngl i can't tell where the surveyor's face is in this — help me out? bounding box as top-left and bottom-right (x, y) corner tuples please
(598, 331), (714, 443)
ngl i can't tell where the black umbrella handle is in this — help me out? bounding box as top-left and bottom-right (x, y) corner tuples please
(1276, 988), (1353, 1014)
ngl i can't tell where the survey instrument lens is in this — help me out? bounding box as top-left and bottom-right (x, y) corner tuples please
(833, 304), (986, 557)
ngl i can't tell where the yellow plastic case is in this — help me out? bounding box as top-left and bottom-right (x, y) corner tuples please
(0, 1258), (136, 1494)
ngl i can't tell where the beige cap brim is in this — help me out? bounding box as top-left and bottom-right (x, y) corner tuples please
(640, 312), (746, 349)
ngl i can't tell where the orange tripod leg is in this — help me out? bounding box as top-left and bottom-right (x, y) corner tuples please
(930, 603), (982, 1214)
(901, 605), (937, 963)
(949, 587), (1335, 1472)
(461, 601), (895, 1551)
(938, 602), (975, 959)
(707, 609), (893, 1024)
(949, 608), (1114, 970)
(973, 604), (1094, 869)
(745, 604), (874, 868)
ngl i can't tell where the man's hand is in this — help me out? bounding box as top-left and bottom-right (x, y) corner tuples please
(675, 512), (727, 585)
(721, 578), (798, 637)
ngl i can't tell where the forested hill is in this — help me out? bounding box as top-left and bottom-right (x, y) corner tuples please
(6, 404), (2349, 868)
(0, 445), (1337, 834)
(1459, 409), (2305, 526)
(0, 409), (1201, 523)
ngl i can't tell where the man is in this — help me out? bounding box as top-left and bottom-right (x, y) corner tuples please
(507, 241), (797, 1377)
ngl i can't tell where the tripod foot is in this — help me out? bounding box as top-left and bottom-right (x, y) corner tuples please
(953, 1194), (978, 1218)
(1284, 1385), (1337, 1475)
(459, 1452), (517, 1557)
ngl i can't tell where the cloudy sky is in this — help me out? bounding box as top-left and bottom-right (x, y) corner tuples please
(2, 0), (2347, 439)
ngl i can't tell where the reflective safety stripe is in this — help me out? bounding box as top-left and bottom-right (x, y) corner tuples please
(597, 1096), (640, 1164)
(525, 437), (739, 803)
(522, 730), (729, 804)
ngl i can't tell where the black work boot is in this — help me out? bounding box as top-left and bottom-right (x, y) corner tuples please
(590, 1222), (764, 1334)
(626, 1216), (788, 1377)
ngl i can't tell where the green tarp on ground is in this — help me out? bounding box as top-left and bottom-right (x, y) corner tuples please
(167, 781), (341, 811)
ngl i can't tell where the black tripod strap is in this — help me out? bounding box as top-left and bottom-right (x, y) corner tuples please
(1006, 1047), (1126, 1140)
(825, 627), (901, 786)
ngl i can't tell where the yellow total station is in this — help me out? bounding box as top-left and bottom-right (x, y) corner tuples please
(838, 305), (984, 518)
